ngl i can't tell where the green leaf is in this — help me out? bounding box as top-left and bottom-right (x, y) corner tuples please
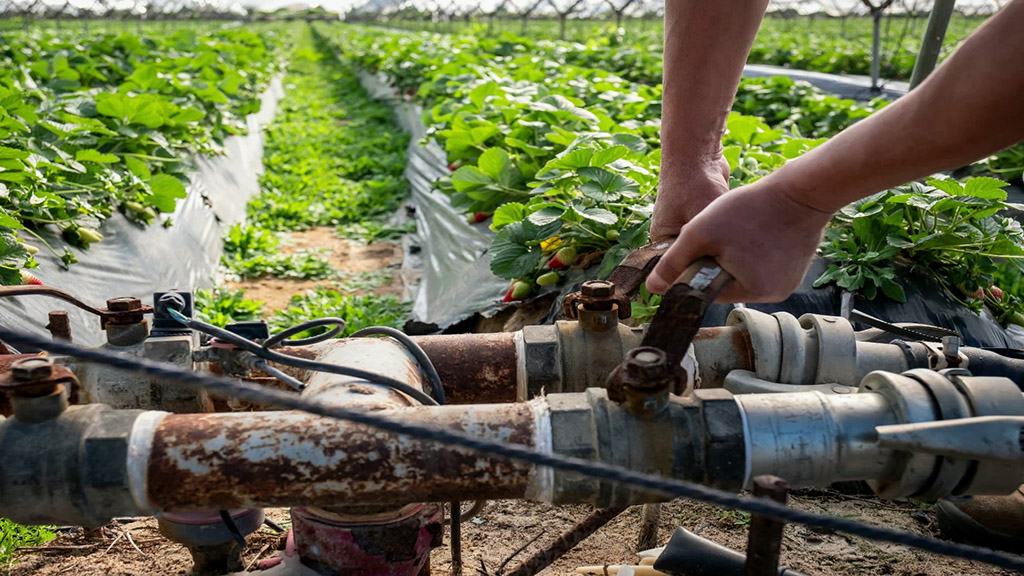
(590, 146), (628, 167)
(478, 148), (512, 186)
(963, 176), (1008, 200)
(491, 202), (525, 231)
(147, 174), (187, 213)
(0, 146), (29, 160)
(610, 133), (647, 153)
(580, 207), (618, 225)
(469, 81), (497, 109)
(926, 177), (963, 196)
(543, 149), (593, 173)
(0, 209), (23, 229)
(490, 221), (543, 278)
(75, 149), (118, 164)
(125, 156), (152, 180)
(527, 206), (565, 226)
(451, 166), (494, 192)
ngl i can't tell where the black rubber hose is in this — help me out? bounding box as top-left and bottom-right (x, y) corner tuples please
(263, 318), (346, 349)
(350, 326), (446, 405)
(165, 308), (438, 406)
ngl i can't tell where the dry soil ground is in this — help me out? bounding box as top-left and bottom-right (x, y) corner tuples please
(5, 494), (1015, 576)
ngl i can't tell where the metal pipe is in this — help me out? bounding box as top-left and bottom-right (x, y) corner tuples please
(413, 332), (518, 404)
(134, 401), (544, 513)
(909, 0), (956, 89)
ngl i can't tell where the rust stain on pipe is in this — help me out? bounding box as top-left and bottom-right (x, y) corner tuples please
(692, 326), (755, 387)
(414, 333), (518, 405)
(146, 402), (538, 512)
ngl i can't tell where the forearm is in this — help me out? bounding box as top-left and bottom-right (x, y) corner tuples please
(771, 0), (1024, 213)
(660, 0), (769, 176)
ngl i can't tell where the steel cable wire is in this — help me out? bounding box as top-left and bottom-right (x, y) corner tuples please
(2, 325), (1024, 572)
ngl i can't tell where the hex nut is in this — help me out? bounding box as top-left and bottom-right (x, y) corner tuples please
(107, 297), (143, 312)
(11, 357), (55, 381)
(580, 280), (614, 298)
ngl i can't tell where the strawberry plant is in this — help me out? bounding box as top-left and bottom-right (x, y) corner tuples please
(0, 26), (283, 280)
(816, 177), (1024, 323)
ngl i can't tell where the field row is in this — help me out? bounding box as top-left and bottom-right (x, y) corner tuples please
(323, 23), (1024, 324)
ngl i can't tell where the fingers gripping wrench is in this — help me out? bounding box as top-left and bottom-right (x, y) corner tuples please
(571, 243), (731, 400)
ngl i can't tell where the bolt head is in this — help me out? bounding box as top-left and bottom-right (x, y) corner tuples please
(11, 357), (55, 381)
(107, 297), (142, 312)
(580, 280), (614, 298)
(624, 347), (670, 382)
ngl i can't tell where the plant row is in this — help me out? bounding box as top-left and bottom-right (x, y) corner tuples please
(321, 23), (1024, 325)
(199, 24), (412, 337)
(0, 25), (282, 283)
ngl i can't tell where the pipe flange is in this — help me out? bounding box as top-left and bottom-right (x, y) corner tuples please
(726, 309), (782, 382)
(860, 371), (942, 498)
(944, 371), (1024, 495)
(799, 314), (857, 385)
(902, 369), (972, 500)
(773, 312), (812, 385)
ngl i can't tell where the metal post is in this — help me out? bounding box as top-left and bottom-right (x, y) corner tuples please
(871, 9), (883, 94)
(909, 0), (956, 89)
(743, 476), (790, 576)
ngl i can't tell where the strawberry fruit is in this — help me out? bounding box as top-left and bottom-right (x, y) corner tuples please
(502, 280), (531, 302)
(547, 247), (577, 269)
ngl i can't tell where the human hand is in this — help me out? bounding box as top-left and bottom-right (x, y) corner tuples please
(650, 156), (731, 241)
(645, 179), (833, 303)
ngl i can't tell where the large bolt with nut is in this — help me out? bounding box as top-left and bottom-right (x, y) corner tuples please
(608, 347), (675, 416)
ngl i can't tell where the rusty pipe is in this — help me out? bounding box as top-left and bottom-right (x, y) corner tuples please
(130, 401), (545, 514)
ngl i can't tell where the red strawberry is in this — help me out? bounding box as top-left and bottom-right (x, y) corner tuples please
(502, 281), (531, 302)
(447, 162), (459, 171)
(547, 247), (577, 269)
(471, 212), (491, 223)
(990, 286), (1004, 301)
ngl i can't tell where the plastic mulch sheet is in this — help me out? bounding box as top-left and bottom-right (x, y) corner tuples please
(0, 77), (286, 347)
(359, 71), (510, 330)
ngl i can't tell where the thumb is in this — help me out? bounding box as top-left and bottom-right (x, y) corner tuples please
(646, 224), (705, 295)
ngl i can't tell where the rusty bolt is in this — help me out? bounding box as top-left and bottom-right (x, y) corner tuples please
(622, 347), (670, 386)
(580, 280), (614, 298)
(107, 297), (142, 312)
(11, 357), (55, 381)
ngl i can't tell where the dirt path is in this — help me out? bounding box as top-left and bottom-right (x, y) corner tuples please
(227, 227), (404, 312)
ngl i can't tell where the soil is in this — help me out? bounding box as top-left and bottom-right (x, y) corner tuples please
(227, 227), (404, 311)
(7, 493), (1013, 576)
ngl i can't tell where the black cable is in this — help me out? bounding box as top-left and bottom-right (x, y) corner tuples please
(263, 318), (346, 349)
(165, 309), (437, 406)
(5, 326), (1024, 573)
(351, 326), (446, 405)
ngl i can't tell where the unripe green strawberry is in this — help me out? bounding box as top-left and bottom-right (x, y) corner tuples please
(77, 228), (103, 245)
(536, 271), (560, 286)
(605, 229), (619, 242)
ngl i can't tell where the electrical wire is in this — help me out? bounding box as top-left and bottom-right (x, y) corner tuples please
(263, 318), (346, 349)
(351, 326), (446, 405)
(164, 308), (437, 406)
(3, 326), (1024, 573)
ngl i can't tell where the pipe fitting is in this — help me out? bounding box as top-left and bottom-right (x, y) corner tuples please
(0, 404), (147, 526)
